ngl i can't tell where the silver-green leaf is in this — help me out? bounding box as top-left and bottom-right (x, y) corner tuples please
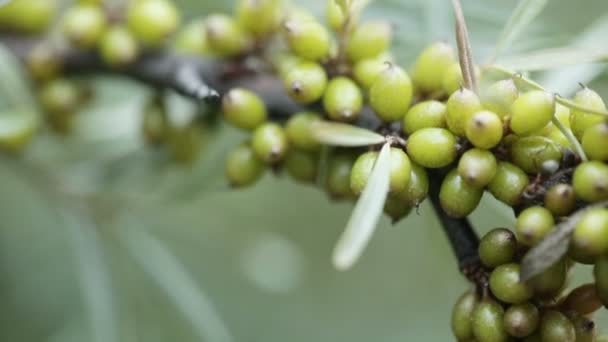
(311, 121), (386, 147)
(498, 47), (608, 71)
(332, 142), (391, 271)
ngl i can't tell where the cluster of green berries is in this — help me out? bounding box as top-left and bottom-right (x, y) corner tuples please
(453, 227), (608, 342)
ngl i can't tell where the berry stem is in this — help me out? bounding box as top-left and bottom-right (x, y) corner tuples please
(555, 95), (608, 117)
(551, 116), (588, 161)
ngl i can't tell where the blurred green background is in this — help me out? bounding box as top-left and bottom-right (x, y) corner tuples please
(2, 0), (608, 341)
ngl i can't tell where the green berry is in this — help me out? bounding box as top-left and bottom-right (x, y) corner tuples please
(142, 98), (167, 145)
(451, 290), (478, 341)
(350, 148), (411, 195)
(383, 195), (412, 223)
(572, 315), (597, 342)
(544, 184), (576, 217)
(441, 62), (480, 95)
(369, 63), (413, 122)
(573, 161), (608, 202)
(283, 18), (330, 61)
(100, 26), (139, 67)
(285, 112), (321, 151)
(466, 110), (503, 149)
(237, 0), (281, 36)
(510, 136), (562, 174)
(284, 62), (328, 104)
(350, 151), (377, 195)
(402, 100), (446, 135)
(471, 299), (509, 342)
(284, 149), (318, 183)
(480, 79), (519, 119)
(516, 206), (555, 246)
(326, 0), (345, 31)
(174, 19), (208, 56)
(222, 88), (267, 130)
(323, 77), (363, 122)
(563, 283), (602, 315)
(503, 303), (539, 338)
(540, 310), (575, 342)
(407, 128), (457, 168)
(274, 53), (304, 79)
(26, 44), (62, 81)
(251, 123), (289, 164)
(528, 258), (567, 298)
(446, 88), (482, 136)
(0, 0), (58, 34)
(39, 79), (81, 115)
(128, 0), (180, 47)
(62, 4), (107, 48)
(168, 121), (205, 164)
(489, 263), (533, 304)
(570, 87), (606, 140)
(457, 148), (497, 188)
(205, 14), (248, 57)
(582, 121), (608, 161)
(479, 228), (517, 268)
(439, 169), (483, 218)
(225, 143), (265, 187)
(397, 162), (429, 207)
(346, 21), (392, 62)
(487, 162), (529, 206)
(510, 90), (555, 136)
(571, 208), (608, 258)
(594, 256), (608, 307)
(353, 54), (392, 90)
(326, 152), (356, 199)
(411, 42), (455, 94)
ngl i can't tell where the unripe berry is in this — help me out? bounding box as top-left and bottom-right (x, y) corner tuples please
(510, 136), (562, 174)
(350, 151), (377, 195)
(285, 112), (321, 151)
(471, 299), (509, 342)
(489, 263), (533, 304)
(274, 53), (304, 79)
(451, 290), (478, 341)
(353, 54), (392, 90)
(346, 21), (392, 62)
(222, 88), (267, 130)
(0, 0), (57, 34)
(283, 18), (330, 61)
(284, 62), (328, 104)
(411, 42), (455, 94)
(237, 0), (282, 37)
(439, 169), (483, 218)
(594, 256), (608, 307)
(563, 283), (602, 315)
(323, 77), (363, 122)
(446, 88), (482, 136)
(479, 228), (517, 268)
(174, 19), (208, 56)
(251, 123), (289, 164)
(510, 90), (555, 136)
(487, 162), (529, 206)
(27, 44), (62, 81)
(582, 121), (608, 161)
(326, 0), (345, 31)
(142, 102), (167, 145)
(0, 111), (38, 152)
(383, 195), (412, 223)
(503, 303), (539, 338)
(100, 26), (139, 67)
(62, 4), (107, 48)
(516, 206), (554, 246)
(571, 315), (597, 342)
(540, 310), (575, 342)
(402, 100), (446, 135)
(528, 258), (567, 298)
(369, 63), (413, 122)
(326, 152), (356, 199)
(466, 110), (503, 149)
(168, 122), (205, 164)
(441, 62), (480, 95)
(128, 0), (180, 47)
(397, 163), (428, 207)
(205, 14), (249, 57)
(406, 128), (457, 168)
(544, 183), (576, 217)
(571, 208), (608, 258)
(284, 149), (318, 183)
(480, 79), (519, 119)
(39, 79), (81, 115)
(457, 148), (497, 188)
(573, 161), (608, 202)
(350, 148), (411, 195)
(570, 87), (606, 140)
(225, 143), (265, 187)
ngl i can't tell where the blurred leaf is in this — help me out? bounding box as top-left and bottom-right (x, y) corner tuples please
(311, 121), (385, 147)
(332, 142), (390, 271)
(489, 0), (548, 62)
(0, 109), (38, 152)
(0, 43), (38, 111)
(498, 47), (608, 71)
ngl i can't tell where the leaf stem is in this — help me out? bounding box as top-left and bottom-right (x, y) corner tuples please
(551, 116), (588, 161)
(555, 95), (608, 117)
(450, 0), (478, 93)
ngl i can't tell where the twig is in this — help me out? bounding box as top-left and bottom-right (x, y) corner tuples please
(450, 0), (478, 92)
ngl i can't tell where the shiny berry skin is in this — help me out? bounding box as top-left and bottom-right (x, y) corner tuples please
(283, 18), (330, 61)
(326, 0), (345, 31)
(222, 88), (267, 130)
(284, 149), (318, 183)
(251, 123), (289, 164)
(479, 228), (516, 268)
(451, 290), (478, 341)
(540, 310), (575, 342)
(61, 4), (107, 48)
(353, 55), (392, 91)
(174, 19), (208, 56)
(284, 62), (328, 104)
(128, 0), (180, 47)
(510, 90), (555, 136)
(323, 77), (363, 122)
(471, 299), (509, 342)
(0, 0), (58, 34)
(285, 112), (321, 152)
(570, 87), (607, 140)
(439, 169), (483, 218)
(528, 258), (567, 298)
(446, 88), (482, 136)
(441, 63), (480, 96)
(503, 303), (539, 338)
(402, 100), (446, 135)
(39, 79), (81, 115)
(594, 256), (608, 306)
(350, 151), (377, 195)
(350, 148), (411, 195)
(369, 63), (413, 122)
(516, 206), (555, 246)
(582, 121), (608, 161)
(489, 263), (533, 304)
(544, 183), (576, 217)
(406, 128), (457, 168)
(100, 26), (139, 67)
(487, 162), (529, 206)
(225, 143), (265, 187)
(457, 148), (497, 188)
(411, 42), (455, 94)
(571, 208), (608, 258)
(466, 110), (503, 149)
(346, 21), (392, 62)
(397, 163), (428, 207)
(563, 283), (602, 315)
(236, 0), (281, 37)
(573, 161), (608, 202)
(383, 195), (412, 223)
(510, 136), (562, 174)
(205, 14), (248, 57)
(480, 79), (518, 119)
(326, 152), (356, 199)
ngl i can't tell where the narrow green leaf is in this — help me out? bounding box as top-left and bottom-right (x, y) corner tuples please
(311, 121), (385, 147)
(332, 142), (391, 271)
(0, 43), (38, 111)
(490, 0), (549, 62)
(497, 47), (608, 71)
(119, 226), (234, 342)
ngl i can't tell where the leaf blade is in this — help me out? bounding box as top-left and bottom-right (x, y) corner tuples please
(311, 121), (385, 147)
(332, 142), (391, 270)
(497, 46), (608, 71)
